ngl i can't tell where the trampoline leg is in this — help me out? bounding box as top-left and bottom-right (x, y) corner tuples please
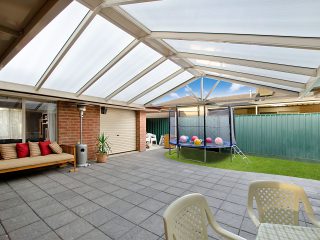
(177, 146), (180, 159)
(204, 148), (207, 163)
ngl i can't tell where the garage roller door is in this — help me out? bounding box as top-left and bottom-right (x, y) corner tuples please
(100, 108), (136, 154)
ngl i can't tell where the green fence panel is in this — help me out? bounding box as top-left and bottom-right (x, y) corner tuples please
(147, 114), (320, 162)
(235, 114), (320, 162)
(146, 118), (169, 143)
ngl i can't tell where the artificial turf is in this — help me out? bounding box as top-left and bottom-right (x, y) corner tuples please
(165, 149), (320, 181)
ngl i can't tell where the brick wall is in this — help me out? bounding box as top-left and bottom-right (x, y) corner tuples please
(57, 101), (100, 160)
(136, 111), (146, 152)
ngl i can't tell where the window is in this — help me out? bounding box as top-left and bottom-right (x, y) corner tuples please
(25, 101), (57, 142)
(0, 97), (22, 142)
(0, 96), (57, 143)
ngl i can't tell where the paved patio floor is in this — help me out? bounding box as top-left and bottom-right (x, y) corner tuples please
(0, 149), (319, 240)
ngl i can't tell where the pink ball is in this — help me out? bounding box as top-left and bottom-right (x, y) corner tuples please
(179, 135), (187, 143)
(206, 137), (212, 143)
(215, 137), (223, 145)
(191, 136), (198, 142)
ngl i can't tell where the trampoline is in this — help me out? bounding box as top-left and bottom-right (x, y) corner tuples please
(169, 105), (237, 162)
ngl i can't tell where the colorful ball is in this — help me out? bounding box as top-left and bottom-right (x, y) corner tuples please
(205, 137), (212, 143)
(194, 139), (202, 146)
(215, 137), (223, 145)
(185, 136), (190, 142)
(191, 136), (198, 142)
(179, 135), (187, 143)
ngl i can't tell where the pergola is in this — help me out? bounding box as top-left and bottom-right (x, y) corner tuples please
(0, 0), (320, 109)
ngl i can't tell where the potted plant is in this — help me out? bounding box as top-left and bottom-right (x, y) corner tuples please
(96, 133), (111, 163)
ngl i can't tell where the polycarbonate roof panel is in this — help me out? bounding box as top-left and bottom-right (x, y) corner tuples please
(122, 0), (320, 37)
(191, 59), (309, 83)
(43, 15), (134, 93)
(165, 39), (320, 68)
(112, 60), (181, 102)
(134, 71), (193, 105)
(204, 71), (302, 92)
(0, 2), (88, 86)
(84, 43), (161, 98)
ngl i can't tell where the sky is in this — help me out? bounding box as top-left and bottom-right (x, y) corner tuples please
(154, 77), (256, 104)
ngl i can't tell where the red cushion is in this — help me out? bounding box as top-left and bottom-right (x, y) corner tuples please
(16, 143), (30, 158)
(39, 141), (52, 156)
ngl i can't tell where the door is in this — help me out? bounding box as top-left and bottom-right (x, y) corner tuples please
(100, 108), (136, 154)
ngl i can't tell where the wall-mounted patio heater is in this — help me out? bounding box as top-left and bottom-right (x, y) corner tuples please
(76, 104), (90, 167)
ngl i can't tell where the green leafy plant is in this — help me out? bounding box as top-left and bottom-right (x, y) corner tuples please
(97, 133), (111, 155)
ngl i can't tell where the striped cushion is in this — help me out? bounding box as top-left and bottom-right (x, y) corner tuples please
(49, 142), (63, 154)
(0, 144), (18, 160)
(28, 142), (41, 157)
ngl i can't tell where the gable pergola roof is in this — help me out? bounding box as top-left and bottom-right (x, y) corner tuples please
(0, 0), (320, 109)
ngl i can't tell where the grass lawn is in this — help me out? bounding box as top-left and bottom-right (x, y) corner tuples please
(165, 149), (320, 181)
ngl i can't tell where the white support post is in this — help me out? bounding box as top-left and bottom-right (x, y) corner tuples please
(200, 76), (204, 101)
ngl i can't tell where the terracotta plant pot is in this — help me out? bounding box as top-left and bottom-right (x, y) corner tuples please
(96, 153), (108, 163)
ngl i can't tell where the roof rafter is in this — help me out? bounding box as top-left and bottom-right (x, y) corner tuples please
(76, 39), (140, 96)
(34, 7), (102, 91)
(205, 74), (300, 95)
(105, 56), (166, 101)
(98, 5), (199, 77)
(299, 66), (320, 98)
(150, 32), (320, 50)
(127, 68), (185, 104)
(145, 76), (199, 106)
(0, 80), (144, 109)
(0, 0), (73, 68)
(204, 80), (220, 101)
(195, 65), (305, 90)
(101, 0), (160, 7)
(177, 52), (317, 77)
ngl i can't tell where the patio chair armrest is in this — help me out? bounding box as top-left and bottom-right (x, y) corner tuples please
(60, 144), (76, 156)
(247, 207), (260, 227)
(211, 224), (247, 240)
(300, 191), (320, 227)
(247, 191), (260, 227)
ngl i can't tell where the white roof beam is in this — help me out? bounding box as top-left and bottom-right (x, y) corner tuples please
(205, 74), (299, 96)
(150, 32), (320, 50)
(0, 0), (72, 68)
(105, 56), (166, 101)
(177, 52), (317, 77)
(299, 66), (320, 98)
(98, 6), (197, 76)
(127, 68), (185, 104)
(145, 76), (199, 106)
(204, 80), (220, 101)
(35, 9), (99, 90)
(0, 81), (144, 109)
(101, 0), (160, 7)
(76, 39), (139, 96)
(195, 65), (305, 90)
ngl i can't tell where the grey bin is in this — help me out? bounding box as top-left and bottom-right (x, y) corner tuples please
(76, 144), (88, 167)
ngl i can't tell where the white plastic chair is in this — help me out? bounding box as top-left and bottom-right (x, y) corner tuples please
(163, 193), (246, 240)
(248, 180), (320, 227)
(147, 133), (157, 145)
